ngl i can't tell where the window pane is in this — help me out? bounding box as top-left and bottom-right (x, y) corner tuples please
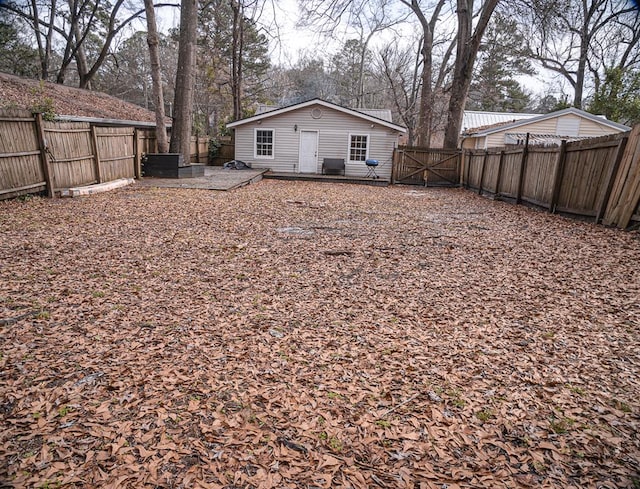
(256, 130), (273, 156)
(349, 135), (368, 161)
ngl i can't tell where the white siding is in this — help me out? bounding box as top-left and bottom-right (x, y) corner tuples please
(571, 116), (621, 137)
(556, 116), (580, 136)
(480, 115), (625, 148)
(233, 104), (401, 179)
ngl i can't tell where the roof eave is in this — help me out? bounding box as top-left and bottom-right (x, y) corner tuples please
(467, 107), (630, 137)
(226, 98), (406, 133)
(57, 114), (169, 128)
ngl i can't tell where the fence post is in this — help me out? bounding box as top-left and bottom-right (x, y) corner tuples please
(461, 151), (466, 187)
(478, 151), (488, 195)
(34, 113), (55, 198)
(134, 128), (142, 179)
(516, 133), (530, 205)
(391, 148), (397, 182)
(596, 136), (628, 224)
(495, 150), (505, 198)
(90, 125), (103, 183)
(549, 139), (568, 214)
(464, 150), (472, 189)
(401, 149), (406, 183)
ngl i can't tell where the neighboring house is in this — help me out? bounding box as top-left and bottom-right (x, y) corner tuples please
(226, 99), (406, 179)
(461, 107), (630, 149)
(462, 110), (538, 133)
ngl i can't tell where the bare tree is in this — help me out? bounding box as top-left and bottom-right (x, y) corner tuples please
(399, 0), (449, 146)
(299, 0), (454, 145)
(169, 0), (198, 161)
(515, 0), (637, 109)
(0, 0), (179, 88)
(377, 41), (422, 144)
(443, 0), (499, 148)
(346, 0), (410, 108)
(144, 0), (169, 152)
(29, 0), (57, 80)
(230, 0), (245, 121)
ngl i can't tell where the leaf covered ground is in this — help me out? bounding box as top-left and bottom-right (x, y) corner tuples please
(1, 181), (639, 489)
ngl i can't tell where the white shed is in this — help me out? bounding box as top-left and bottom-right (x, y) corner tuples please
(226, 99), (406, 180)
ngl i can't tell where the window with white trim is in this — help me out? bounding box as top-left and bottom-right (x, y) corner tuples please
(255, 129), (274, 158)
(348, 134), (369, 162)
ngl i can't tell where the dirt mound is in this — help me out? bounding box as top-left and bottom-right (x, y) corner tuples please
(0, 72), (157, 122)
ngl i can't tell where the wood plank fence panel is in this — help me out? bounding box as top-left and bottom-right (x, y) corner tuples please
(424, 149), (460, 186)
(190, 136), (209, 164)
(466, 151), (483, 189)
(556, 139), (620, 215)
(137, 129), (159, 155)
(480, 152), (502, 194)
(392, 148), (423, 185)
(95, 127), (136, 182)
(210, 142), (235, 166)
(1, 109), (216, 199)
(0, 110), (46, 196)
(521, 149), (558, 208)
(462, 129), (640, 228)
(603, 125), (640, 227)
(44, 121), (96, 189)
(499, 151), (523, 198)
(392, 147), (460, 186)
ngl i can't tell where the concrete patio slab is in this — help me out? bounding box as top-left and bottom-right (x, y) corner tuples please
(137, 166), (267, 191)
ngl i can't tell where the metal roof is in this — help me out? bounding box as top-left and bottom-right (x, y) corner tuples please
(463, 111), (538, 132)
(466, 107), (630, 137)
(357, 109), (393, 122)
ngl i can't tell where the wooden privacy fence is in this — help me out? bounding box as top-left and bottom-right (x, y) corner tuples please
(463, 128), (640, 229)
(191, 136), (209, 163)
(392, 146), (461, 186)
(0, 109), (209, 200)
(210, 142), (235, 166)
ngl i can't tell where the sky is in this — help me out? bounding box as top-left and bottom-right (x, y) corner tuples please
(152, 0), (563, 98)
(154, 0), (401, 67)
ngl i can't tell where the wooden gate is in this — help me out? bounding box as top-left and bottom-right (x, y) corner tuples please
(392, 147), (461, 186)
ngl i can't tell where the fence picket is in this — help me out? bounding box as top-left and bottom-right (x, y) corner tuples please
(462, 128), (640, 228)
(34, 113), (55, 198)
(0, 109), (212, 199)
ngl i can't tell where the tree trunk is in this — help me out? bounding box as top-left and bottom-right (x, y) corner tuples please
(417, 38), (433, 147)
(74, 37), (92, 89)
(443, 0), (498, 149)
(144, 0), (169, 153)
(30, 0), (45, 78)
(406, 0), (446, 147)
(230, 0), (244, 121)
(356, 31), (375, 109)
(169, 0), (198, 161)
(573, 42), (589, 108)
(43, 0), (56, 79)
(68, 0), (92, 89)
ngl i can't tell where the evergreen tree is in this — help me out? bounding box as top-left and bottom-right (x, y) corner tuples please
(466, 14), (533, 112)
(198, 0), (270, 131)
(331, 39), (369, 106)
(588, 67), (640, 125)
(0, 20), (40, 78)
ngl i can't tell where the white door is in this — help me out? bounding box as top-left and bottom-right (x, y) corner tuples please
(299, 131), (318, 173)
